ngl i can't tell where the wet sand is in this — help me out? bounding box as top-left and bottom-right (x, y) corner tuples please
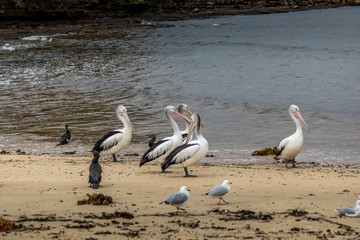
(1, 153), (360, 239)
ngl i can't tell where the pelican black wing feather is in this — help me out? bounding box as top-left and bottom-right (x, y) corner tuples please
(92, 131), (121, 152)
(140, 139), (169, 167)
(181, 133), (188, 142)
(161, 143), (197, 171)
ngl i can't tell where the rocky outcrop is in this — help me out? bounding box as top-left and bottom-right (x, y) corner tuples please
(1, 0), (359, 20)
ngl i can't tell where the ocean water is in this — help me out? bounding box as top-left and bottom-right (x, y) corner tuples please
(0, 7), (359, 166)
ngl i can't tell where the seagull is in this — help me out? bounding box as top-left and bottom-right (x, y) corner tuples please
(177, 104), (193, 142)
(161, 186), (190, 215)
(92, 105), (134, 162)
(161, 113), (208, 177)
(335, 200), (360, 217)
(56, 124), (71, 146)
(148, 134), (156, 148)
(140, 106), (190, 172)
(205, 180), (232, 205)
(274, 104), (310, 168)
(89, 151), (102, 189)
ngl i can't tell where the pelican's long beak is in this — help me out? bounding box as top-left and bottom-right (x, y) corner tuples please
(186, 120), (196, 143)
(294, 111), (310, 133)
(172, 110), (191, 126)
(185, 109), (204, 127)
(185, 109), (193, 118)
(123, 112), (135, 133)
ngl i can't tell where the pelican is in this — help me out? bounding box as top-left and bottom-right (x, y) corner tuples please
(161, 113), (208, 177)
(140, 106), (190, 172)
(56, 124), (71, 146)
(161, 186), (190, 215)
(177, 104), (193, 142)
(92, 105), (134, 162)
(274, 104), (310, 168)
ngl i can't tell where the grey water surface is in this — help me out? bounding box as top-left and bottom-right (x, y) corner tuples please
(1, 7), (359, 166)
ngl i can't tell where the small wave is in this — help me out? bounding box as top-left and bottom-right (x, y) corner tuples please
(2, 43), (15, 51)
(21, 35), (54, 42)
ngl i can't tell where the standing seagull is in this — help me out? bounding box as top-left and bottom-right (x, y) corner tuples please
(161, 186), (190, 215)
(162, 113), (208, 177)
(205, 180), (232, 205)
(89, 151), (102, 189)
(335, 200), (360, 217)
(56, 124), (71, 146)
(140, 106), (190, 172)
(274, 105), (310, 168)
(92, 105), (134, 162)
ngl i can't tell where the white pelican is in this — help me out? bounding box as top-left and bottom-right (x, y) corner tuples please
(177, 103), (193, 142)
(205, 180), (232, 205)
(89, 150), (102, 189)
(161, 112), (208, 177)
(161, 186), (190, 215)
(56, 124), (71, 146)
(274, 104), (310, 168)
(92, 105), (134, 162)
(140, 106), (190, 172)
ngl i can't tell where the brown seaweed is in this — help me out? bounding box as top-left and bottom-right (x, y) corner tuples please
(77, 193), (113, 205)
(251, 147), (278, 156)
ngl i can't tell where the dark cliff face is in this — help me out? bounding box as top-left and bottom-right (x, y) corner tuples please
(1, 0), (359, 20)
(1, 0), (164, 20)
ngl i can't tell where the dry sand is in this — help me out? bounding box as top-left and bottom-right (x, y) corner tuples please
(1, 153), (360, 239)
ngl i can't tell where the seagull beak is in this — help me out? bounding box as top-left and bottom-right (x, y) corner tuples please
(294, 111), (310, 133)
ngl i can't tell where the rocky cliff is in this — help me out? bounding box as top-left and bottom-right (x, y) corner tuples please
(1, 0), (359, 20)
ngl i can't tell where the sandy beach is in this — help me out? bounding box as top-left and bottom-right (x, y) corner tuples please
(1, 153), (360, 239)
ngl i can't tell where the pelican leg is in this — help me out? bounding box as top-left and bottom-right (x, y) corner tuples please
(284, 158), (289, 169)
(184, 167), (197, 178)
(292, 158), (296, 168)
(161, 169), (173, 174)
(112, 154), (124, 163)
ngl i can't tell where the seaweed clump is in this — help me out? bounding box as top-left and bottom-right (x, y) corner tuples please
(0, 219), (15, 232)
(77, 193), (113, 205)
(252, 147), (278, 156)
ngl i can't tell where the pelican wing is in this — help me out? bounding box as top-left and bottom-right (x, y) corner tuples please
(162, 143), (199, 171)
(140, 139), (172, 167)
(165, 192), (188, 206)
(92, 131), (122, 152)
(274, 137), (289, 159)
(206, 185), (228, 197)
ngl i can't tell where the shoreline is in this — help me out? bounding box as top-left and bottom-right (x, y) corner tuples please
(0, 5), (353, 41)
(1, 154), (360, 238)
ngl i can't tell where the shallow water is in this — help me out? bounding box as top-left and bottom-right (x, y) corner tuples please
(1, 7), (359, 166)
